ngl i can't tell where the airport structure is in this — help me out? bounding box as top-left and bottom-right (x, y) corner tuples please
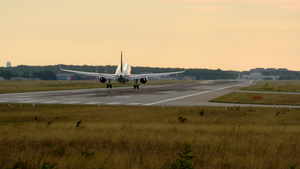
(10, 77), (41, 81)
(250, 67), (289, 72)
(241, 73), (280, 80)
(56, 73), (76, 81)
(6, 62), (11, 67)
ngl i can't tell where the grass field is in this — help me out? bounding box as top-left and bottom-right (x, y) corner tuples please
(0, 80), (195, 94)
(242, 80), (300, 92)
(211, 92), (300, 105)
(1, 104), (300, 169)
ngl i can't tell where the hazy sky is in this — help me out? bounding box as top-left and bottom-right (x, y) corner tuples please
(1, 0), (300, 71)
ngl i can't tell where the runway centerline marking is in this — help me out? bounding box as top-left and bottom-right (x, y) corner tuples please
(42, 101), (59, 104)
(63, 101), (82, 104)
(106, 102), (122, 105)
(83, 102), (102, 105)
(113, 96), (132, 99)
(127, 103), (142, 105)
(144, 83), (244, 106)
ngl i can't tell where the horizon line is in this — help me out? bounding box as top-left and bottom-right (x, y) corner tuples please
(0, 64), (297, 72)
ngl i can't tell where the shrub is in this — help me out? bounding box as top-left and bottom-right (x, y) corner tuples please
(289, 163), (297, 169)
(76, 120), (82, 128)
(177, 116), (187, 123)
(39, 161), (57, 169)
(199, 110), (204, 116)
(276, 111), (280, 116)
(7, 161), (22, 169)
(170, 142), (194, 169)
(53, 147), (65, 157)
(81, 151), (95, 158)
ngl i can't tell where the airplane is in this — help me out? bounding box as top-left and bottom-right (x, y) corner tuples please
(60, 51), (185, 89)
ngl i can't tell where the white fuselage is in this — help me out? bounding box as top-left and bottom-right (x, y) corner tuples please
(115, 62), (131, 83)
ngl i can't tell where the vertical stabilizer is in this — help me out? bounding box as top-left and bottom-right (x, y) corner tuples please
(121, 51), (123, 72)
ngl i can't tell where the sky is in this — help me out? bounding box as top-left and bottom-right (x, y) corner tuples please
(0, 0), (300, 71)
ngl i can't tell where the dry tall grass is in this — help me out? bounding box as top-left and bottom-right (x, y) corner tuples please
(1, 104), (300, 169)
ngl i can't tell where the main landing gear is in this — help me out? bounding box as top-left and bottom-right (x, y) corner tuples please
(106, 79), (112, 88)
(134, 79), (139, 89)
(107, 84), (112, 88)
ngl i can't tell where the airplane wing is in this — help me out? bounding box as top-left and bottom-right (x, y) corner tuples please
(60, 67), (116, 80)
(128, 70), (185, 80)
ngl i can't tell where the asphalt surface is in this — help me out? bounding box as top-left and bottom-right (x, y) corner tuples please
(1, 80), (300, 108)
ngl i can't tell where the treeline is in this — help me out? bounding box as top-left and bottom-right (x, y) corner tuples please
(0, 69), (56, 80)
(0, 65), (241, 80)
(1, 65), (300, 80)
(261, 71), (300, 80)
(7, 65), (300, 80)
(185, 69), (238, 79)
(0, 69), (19, 79)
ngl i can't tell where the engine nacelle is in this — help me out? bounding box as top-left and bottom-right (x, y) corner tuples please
(99, 77), (107, 83)
(140, 77), (148, 84)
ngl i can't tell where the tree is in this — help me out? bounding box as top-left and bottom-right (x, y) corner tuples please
(32, 71), (57, 80)
(170, 142), (194, 169)
(0, 69), (19, 79)
(21, 72), (31, 78)
(43, 70), (57, 80)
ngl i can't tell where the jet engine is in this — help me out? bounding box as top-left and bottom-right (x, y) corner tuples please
(140, 77), (148, 84)
(99, 77), (107, 83)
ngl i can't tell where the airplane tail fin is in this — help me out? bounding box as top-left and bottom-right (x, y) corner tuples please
(121, 51), (123, 72)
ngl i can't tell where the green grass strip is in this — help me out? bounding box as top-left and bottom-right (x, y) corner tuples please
(211, 92), (300, 105)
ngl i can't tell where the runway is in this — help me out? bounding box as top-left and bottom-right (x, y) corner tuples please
(0, 80), (243, 106)
(1, 80), (299, 107)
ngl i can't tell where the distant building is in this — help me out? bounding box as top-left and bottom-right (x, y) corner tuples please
(10, 77), (41, 81)
(6, 62), (11, 67)
(241, 73), (280, 80)
(56, 73), (76, 80)
(0, 77), (4, 80)
(250, 67), (289, 72)
(184, 76), (196, 80)
(80, 75), (95, 80)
